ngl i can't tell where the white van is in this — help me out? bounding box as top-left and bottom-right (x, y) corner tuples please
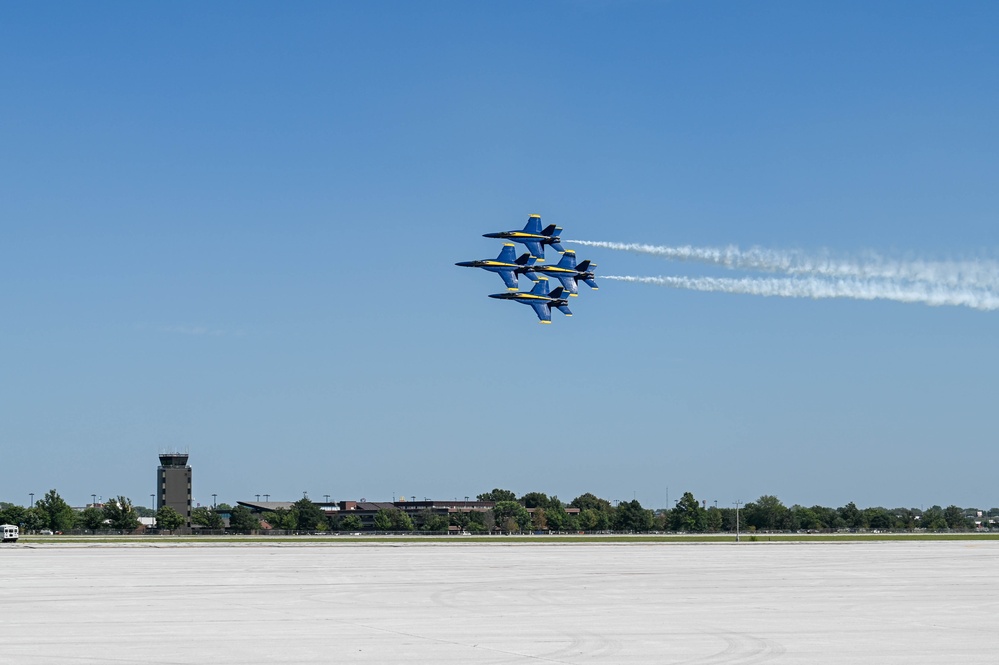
(2, 524), (19, 543)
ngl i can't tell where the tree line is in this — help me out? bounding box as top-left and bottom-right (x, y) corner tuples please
(2, 489), (991, 534)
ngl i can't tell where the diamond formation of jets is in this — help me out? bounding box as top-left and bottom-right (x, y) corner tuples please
(458, 214), (599, 323)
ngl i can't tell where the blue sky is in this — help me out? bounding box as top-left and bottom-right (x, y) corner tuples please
(3, 3), (998, 511)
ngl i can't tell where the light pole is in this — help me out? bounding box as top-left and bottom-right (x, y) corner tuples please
(263, 494), (269, 501)
(734, 501), (742, 542)
(91, 494), (97, 507)
(212, 494), (217, 509)
(303, 491), (308, 500)
(29, 492), (34, 507)
(150, 494), (155, 512)
(324, 494), (330, 505)
(256, 494), (260, 502)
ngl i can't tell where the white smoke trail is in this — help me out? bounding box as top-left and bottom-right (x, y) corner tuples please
(603, 275), (999, 310)
(569, 240), (999, 291)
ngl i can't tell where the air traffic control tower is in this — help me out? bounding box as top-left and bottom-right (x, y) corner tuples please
(157, 453), (192, 528)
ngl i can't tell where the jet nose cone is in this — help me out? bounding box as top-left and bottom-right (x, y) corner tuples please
(488, 294), (503, 299)
(455, 261), (472, 267)
(483, 232), (501, 238)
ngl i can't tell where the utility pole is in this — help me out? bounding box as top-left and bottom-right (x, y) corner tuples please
(212, 494), (217, 508)
(733, 501), (742, 542)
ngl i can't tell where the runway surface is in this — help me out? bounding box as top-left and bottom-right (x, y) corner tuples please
(1, 540), (997, 664)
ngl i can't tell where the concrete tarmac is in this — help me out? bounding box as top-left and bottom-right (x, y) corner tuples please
(1, 540), (997, 664)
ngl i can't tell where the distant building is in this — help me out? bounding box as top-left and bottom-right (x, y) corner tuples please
(157, 453), (192, 528)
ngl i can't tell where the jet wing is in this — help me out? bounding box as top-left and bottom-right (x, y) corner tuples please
(556, 275), (578, 296)
(530, 302), (553, 323)
(523, 240), (545, 261)
(497, 269), (520, 291)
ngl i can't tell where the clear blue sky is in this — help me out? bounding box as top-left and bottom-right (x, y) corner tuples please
(3, 3), (998, 511)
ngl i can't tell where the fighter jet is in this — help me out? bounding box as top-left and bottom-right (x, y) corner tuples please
(483, 214), (565, 261)
(523, 250), (599, 297)
(488, 278), (572, 324)
(455, 244), (537, 291)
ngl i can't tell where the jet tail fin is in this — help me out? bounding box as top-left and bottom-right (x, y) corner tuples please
(550, 286), (565, 299)
(530, 279), (550, 296)
(576, 259), (595, 272)
(524, 215), (543, 234)
(556, 251), (576, 270)
(541, 224), (560, 237)
(496, 244), (518, 263)
(514, 252), (536, 266)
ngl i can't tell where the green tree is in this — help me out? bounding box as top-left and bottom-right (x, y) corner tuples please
(811, 505), (845, 530)
(466, 510), (491, 533)
(103, 496), (140, 531)
(156, 506), (185, 531)
(36, 489), (77, 532)
(570, 493), (612, 512)
(0, 504), (27, 527)
(864, 507), (893, 531)
(292, 498), (325, 532)
(216, 503), (233, 512)
(341, 514), (363, 530)
(390, 509), (414, 531)
(416, 510), (448, 532)
(921, 506), (947, 531)
(704, 507), (723, 532)
(23, 507), (47, 532)
(578, 508), (609, 531)
(531, 507), (548, 531)
(493, 501), (530, 532)
(520, 492), (551, 510)
(892, 508), (918, 531)
(228, 505), (259, 533)
(744, 495), (789, 532)
(669, 492), (705, 532)
(79, 506), (106, 531)
(478, 488), (517, 502)
(192, 506), (223, 529)
(790, 505), (822, 531)
(837, 502), (866, 530)
(944, 505), (970, 531)
(545, 497), (570, 532)
(373, 509), (393, 531)
(449, 511), (471, 531)
(262, 508), (296, 530)
(614, 499), (653, 532)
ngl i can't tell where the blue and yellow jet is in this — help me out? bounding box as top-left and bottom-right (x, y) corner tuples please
(483, 214), (565, 262)
(455, 244), (537, 290)
(488, 278), (572, 324)
(523, 250), (599, 297)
